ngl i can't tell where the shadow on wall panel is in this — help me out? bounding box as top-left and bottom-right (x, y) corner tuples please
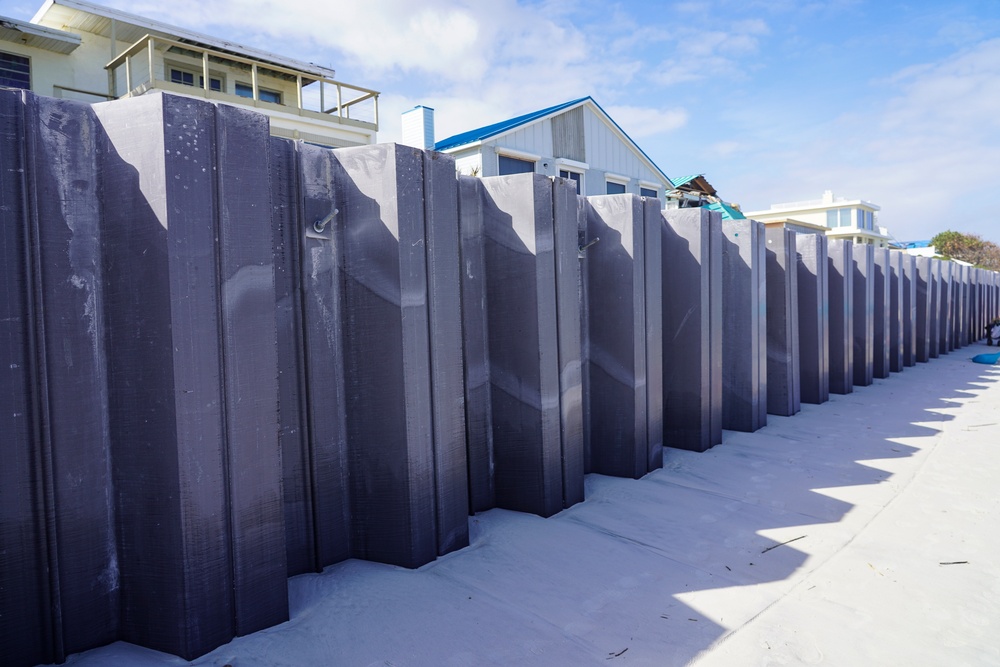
(764, 227), (801, 416)
(95, 92), (287, 659)
(796, 233), (830, 404)
(721, 219), (767, 431)
(915, 256), (933, 362)
(661, 208), (723, 451)
(274, 141), (471, 570)
(852, 243), (874, 387)
(873, 247), (891, 378)
(0, 90), (117, 666)
(582, 194), (663, 476)
(889, 250), (905, 372)
(467, 173), (584, 517)
(828, 239), (854, 394)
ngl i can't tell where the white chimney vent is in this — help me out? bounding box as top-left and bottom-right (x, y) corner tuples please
(401, 105), (435, 150)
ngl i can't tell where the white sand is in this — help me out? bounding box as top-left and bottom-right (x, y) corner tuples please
(60, 344), (1000, 666)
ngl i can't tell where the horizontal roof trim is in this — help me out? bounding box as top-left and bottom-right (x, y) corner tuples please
(0, 15), (81, 53)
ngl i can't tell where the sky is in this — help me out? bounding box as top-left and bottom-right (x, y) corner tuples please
(7, 0), (1000, 242)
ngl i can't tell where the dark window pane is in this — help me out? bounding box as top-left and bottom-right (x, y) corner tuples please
(170, 69), (195, 86)
(606, 181), (626, 195)
(259, 88), (281, 104)
(498, 155), (535, 176)
(235, 82), (254, 99)
(560, 170), (581, 194)
(1, 51), (31, 90)
(640, 187), (657, 198)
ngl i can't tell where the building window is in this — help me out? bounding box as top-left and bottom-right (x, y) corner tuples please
(0, 51), (30, 90)
(559, 169), (582, 194)
(640, 187), (658, 199)
(498, 155), (535, 176)
(825, 208), (854, 228)
(606, 181), (627, 195)
(235, 82), (281, 104)
(170, 68), (222, 91)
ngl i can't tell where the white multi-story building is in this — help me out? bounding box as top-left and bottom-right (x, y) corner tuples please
(744, 190), (892, 247)
(1, 0), (378, 147)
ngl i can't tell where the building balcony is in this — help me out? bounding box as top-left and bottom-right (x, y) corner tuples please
(106, 34), (378, 146)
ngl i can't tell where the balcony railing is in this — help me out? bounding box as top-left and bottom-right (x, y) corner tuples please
(105, 34), (378, 131)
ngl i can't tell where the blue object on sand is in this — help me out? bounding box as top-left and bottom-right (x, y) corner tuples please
(972, 352), (1000, 365)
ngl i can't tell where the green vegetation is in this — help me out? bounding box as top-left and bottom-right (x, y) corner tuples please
(930, 230), (1000, 270)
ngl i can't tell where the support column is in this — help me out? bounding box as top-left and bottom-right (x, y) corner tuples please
(828, 239), (854, 394)
(796, 233), (829, 404)
(661, 209), (723, 450)
(764, 227), (800, 416)
(721, 219), (767, 430)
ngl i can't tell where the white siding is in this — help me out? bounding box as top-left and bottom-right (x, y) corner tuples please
(582, 107), (662, 191)
(495, 118), (553, 158)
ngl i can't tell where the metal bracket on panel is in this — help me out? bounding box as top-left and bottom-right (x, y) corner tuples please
(306, 207), (338, 240)
(578, 236), (600, 258)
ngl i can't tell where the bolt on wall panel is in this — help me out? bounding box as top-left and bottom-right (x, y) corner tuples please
(796, 233), (830, 404)
(764, 227), (800, 416)
(584, 194), (652, 477)
(457, 176), (495, 513)
(828, 239), (854, 394)
(284, 141), (353, 572)
(873, 248), (892, 379)
(902, 254), (917, 366)
(330, 144), (440, 567)
(552, 180), (587, 502)
(269, 137), (314, 576)
(721, 219), (767, 431)
(94, 92), (287, 659)
(479, 173), (567, 517)
(661, 208), (723, 451)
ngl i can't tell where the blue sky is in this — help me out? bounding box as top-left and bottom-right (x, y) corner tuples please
(9, 0), (1000, 242)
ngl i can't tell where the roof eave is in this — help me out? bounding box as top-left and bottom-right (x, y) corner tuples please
(33, 0), (336, 79)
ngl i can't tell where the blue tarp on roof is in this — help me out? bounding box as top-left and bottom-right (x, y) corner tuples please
(703, 200), (746, 220)
(433, 96), (674, 188)
(903, 240), (932, 248)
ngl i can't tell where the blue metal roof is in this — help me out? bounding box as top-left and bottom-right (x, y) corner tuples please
(670, 174), (702, 188)
(434, 96), (674, 188)
(903, 240), (932, 248)
(703, 201), (746, 220)
(434, 97), (590, 151)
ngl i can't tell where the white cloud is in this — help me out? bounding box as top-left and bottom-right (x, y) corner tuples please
(605, 105), (688, 139)
(731, 38), (1000, 241)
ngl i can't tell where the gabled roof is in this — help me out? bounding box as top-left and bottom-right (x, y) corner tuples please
(435, 97), (588, 151)
(435, 96), (674, 188)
